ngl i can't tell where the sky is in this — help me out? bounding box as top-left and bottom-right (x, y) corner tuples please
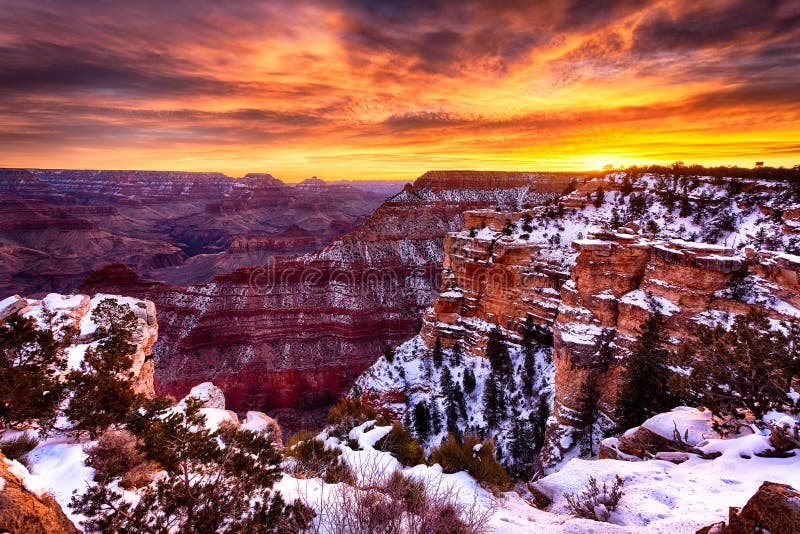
(0, 0), (798, 181)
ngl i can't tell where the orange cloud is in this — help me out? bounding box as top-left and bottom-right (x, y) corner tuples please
(0, 0), (797, 180)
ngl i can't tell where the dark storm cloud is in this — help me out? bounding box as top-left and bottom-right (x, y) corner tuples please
(631, 0), (800, 53)
(0, 42), (238, 97)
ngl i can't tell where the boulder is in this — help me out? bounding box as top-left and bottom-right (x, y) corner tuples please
(0, 295), (26, 320)
(696, 482), (800, 534)
(600, 408), (720, 460)
(242, 411), (283, 446)
(182, 382), (226, 410)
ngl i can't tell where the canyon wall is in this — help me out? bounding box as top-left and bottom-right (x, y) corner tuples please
(79, 171), (575, 430)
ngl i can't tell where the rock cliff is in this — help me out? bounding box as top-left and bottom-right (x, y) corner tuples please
(0, 452), (80, 534)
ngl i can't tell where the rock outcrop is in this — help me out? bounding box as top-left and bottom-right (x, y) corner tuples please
(0, 453), (80, 534)
(0, 292), (158, 396)
(696, 482), (800, 534)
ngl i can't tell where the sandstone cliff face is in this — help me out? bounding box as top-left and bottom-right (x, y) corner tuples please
(80, 171), (575, 431)
(543, 230), (800, 464)
(0, 292), (158, 396)
(419, 207), (570, 354)
(0, 453), (80, 534)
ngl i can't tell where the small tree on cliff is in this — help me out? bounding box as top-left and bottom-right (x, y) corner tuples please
(0, 313), (65, 432)
(507, 416), (536, 479)
(483, 371), (506, 428)
(521, 317), (538, 398)
(684, 308), (791, 418)
(64, 299), (141, 438)
(432, 337), (444, 368)
(593, 186), (605, 208)
(413, 400), (432, 442)
(450, 342), (462, 366)
(463, 368), (476, 396)
(72, 398), (312, 533)
(574, 373), (603, 456)
(616, 307), (673, 430)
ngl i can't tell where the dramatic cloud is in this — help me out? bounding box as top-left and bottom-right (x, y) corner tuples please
(0, 0), (797, 179)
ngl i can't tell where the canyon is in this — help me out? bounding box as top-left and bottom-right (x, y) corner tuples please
(78, 171), (575, 430)
(0, 168), (398, 296)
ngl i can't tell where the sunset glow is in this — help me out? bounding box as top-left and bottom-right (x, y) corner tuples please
(0, 0), (798, 180)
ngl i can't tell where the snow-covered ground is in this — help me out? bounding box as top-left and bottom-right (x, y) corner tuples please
(3, 391), (799, 533)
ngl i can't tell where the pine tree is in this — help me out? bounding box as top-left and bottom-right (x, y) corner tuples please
(454, 382), (468, 419)
(430, 401), (443, 435)
(463, 368), (476, 396)
(486, 326), (511, 375)
(440, 365), (454, 398)
(574, 374), (602, 456)
(72, 398), (312, 533)
(383, 345), (395, 364)
(0, 313), (65, 431)
(521, 317), (537, 398)
(532, 398), (550, 452)
(686, 308), (790, 418)
(432, 337), (444, 368)
(451, 342), (462, 366)
(413, 401), (431, 442)
(616, 309), (673, 430)
(445, 396), (460, 437)
(64, 300), (141, 438)
(621, 175), (633, 195)
(507, 417), (536, 479)
(593, 186), (605, 208)
(483, 373), (499, 428)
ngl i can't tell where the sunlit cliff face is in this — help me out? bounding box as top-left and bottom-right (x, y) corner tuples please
(0, 0), (798, 180)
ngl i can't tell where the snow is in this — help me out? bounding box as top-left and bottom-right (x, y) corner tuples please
(78, 294), (141, 337)
(639, 407), (719, 446)
(0, 431), (94, 527)
(574, 238), (613, 247)
(537, 440), (800, 533)
(241, 411), (273, 432)
(697, 434), (773, 459)
(619, 290), (680, 316)
(42, 293), (86, 311)
(557, 321), (605, 345)
(65, 343), (90, 370)
(4, 458), (49, 498)
(182, 381), (225, 408)
(197, 408), (239, 431)
(669, 239), (730, 252)
(0, 294), (21, 311)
